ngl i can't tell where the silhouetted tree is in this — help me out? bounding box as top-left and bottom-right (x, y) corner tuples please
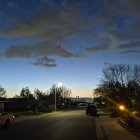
(0, 85), (6, 98)
(94, 64), (140, 110)
(60, 87), (72, 108)
(20, 87), (35, 110)
(34, 88), (46, 100)
(20, 87), (33, 99)
(49, 84), (72, 109)
(34, 88), (48, 111)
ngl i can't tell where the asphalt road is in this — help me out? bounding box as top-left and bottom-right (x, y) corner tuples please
(0, 109), (97, 140)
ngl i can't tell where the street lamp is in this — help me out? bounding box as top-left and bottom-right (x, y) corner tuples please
(55, 83), (63, 111)
(119, 105), (125, 111)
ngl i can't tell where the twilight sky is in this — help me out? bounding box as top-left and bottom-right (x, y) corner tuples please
(0, 0), (140, 97)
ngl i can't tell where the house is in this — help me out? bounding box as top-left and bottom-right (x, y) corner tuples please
(0, 101), (7, 112)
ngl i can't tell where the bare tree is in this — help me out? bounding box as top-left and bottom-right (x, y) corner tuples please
(94, 64), (140, 108)
(49, 84), (72, 109)
(60, 87), (72, 100)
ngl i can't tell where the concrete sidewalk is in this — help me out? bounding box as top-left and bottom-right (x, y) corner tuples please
(96, 113), (139, 140)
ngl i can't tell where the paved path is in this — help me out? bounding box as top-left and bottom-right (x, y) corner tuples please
(96, 111), (139, 140)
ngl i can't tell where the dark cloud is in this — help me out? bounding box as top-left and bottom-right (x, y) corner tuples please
(0, 4), (87, 47)
(3, 42), (80, 59)
(87, 29), (120, 53)
(89, 27), (140, 54)
(2, 42), (81, 68)
(119, 49), (140, 54)
(110, 30), (140, 41)
(117, 42), (140, 50)
(5, 45), (31, 58)
(0, 0), (140, 59)
(128, 23), (140, 35)
(121, 0), (140, 18)
(32, 42), (79, 58)
(31, 56), (57, 67)
(87, 0), (140, 54)
(86, 44), (109, 52)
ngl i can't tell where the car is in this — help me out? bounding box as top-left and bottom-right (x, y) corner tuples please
(86, 104), (97, 116)
(0, 112), (14, 127)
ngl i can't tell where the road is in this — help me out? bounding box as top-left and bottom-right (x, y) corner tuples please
(0, 109), (97, 140)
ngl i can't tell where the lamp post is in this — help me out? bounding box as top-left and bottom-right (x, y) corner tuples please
(55, 83), (62, 111)
(55, 87), (56, 112)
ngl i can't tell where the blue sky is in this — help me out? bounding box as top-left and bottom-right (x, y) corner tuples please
(0, 0), (140, 97)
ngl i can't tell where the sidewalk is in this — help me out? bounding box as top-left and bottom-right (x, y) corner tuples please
(96, 111), (139, 140)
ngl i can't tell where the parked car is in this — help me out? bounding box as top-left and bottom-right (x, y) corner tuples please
(86, 104), (97, 116)
(0, 112), (14, 127)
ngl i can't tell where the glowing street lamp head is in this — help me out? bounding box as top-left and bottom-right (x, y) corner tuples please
(58, 82), (63, 87)
(119, 105), (125, 111)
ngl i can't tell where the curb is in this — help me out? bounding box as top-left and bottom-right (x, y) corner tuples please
(118, 118), (140, 138)
(117, 118), (130, 128)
